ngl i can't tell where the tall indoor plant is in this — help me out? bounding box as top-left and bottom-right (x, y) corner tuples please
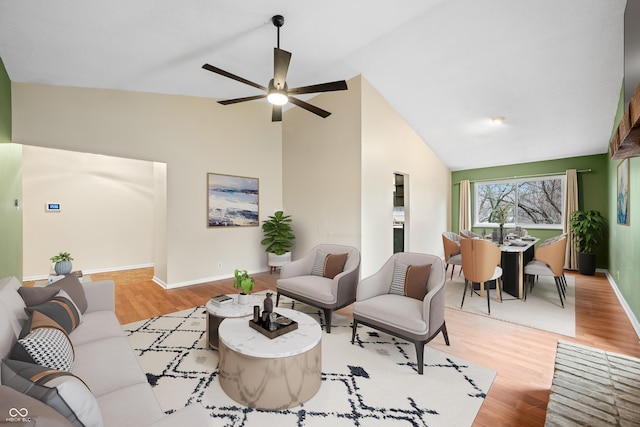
(261, 210), (295, 272)
(569, 209), (606, 275)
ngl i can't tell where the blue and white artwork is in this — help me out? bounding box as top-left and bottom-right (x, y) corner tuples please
(617, 159), (629, 226)
(207, 173), (259, 227)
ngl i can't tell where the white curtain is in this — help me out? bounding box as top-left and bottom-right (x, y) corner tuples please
(564, 169), (578, 270)
(459, 180), (471, 232)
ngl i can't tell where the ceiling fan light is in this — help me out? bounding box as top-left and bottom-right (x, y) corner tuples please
(267, 91), (288, 105)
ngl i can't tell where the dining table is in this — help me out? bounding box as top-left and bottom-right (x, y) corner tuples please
(495, 236), (539, 298)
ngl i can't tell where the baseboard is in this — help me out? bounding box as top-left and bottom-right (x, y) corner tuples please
(604, 269), (640, 340)
(23, 263), (155, 282)
(152, 268), (265, 289)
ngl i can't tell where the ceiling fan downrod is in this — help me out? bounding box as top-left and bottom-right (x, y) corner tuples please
(272, 15), (284, 49)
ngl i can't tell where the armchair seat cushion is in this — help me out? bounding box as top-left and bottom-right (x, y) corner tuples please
(277, 275), (335, 304)
(353, 294), (427, 336)
(524, 260), (553, 277)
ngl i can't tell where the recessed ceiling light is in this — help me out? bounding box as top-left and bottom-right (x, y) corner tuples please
(491, 116), (506, 125)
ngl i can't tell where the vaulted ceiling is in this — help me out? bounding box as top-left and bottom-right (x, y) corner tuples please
(0, 0), (628, 170)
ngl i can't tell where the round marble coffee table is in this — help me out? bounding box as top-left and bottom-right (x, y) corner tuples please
(205, 294), (262, 350)
(218, 308), (322, 409)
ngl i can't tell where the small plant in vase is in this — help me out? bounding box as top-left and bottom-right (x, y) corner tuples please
(491, 205), (510, 244)
(233, 269), (255, 305)
(50, 252), (74, 275)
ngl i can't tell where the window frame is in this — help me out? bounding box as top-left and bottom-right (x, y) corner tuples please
(473, 175), (566, 230)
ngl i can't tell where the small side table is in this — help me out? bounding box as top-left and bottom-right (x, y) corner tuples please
(205, 294), (262, 350)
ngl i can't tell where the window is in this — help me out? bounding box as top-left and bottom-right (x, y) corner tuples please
(474, 176), (565, 228)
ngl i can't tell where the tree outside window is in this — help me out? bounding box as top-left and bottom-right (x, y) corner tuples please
(474, 176), (564, 228)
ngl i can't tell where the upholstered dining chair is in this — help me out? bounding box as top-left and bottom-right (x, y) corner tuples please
(351, 252), (448, 374)
(459, 238), (503, 315)
(276, 244), (360, 333)
(460, 229), (482, 239)
(523, 235), (567, 308)
(442, 232), (463, 279)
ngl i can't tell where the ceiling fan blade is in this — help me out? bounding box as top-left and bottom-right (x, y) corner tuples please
(288, 80), (348, 95)
(273, 48), (292, 89)
(202, 63), (267, 91)
(218, 94), (267, 105)
(272, 105), (282, 122)
(288, 96), (331, 118)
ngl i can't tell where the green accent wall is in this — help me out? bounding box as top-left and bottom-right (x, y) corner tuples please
(451, 154), (609, 268)
(0, 56), (23, 280)
(607, 81), (640, 323)
(0, 57), (10, 142)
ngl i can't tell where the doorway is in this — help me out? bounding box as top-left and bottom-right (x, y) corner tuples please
(393, 173), (408, 253)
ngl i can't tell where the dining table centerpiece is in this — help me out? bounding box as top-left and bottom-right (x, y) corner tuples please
(492, 205), (510, 245)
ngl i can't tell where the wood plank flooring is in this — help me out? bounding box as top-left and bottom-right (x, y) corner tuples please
(85, 268), (640, 426)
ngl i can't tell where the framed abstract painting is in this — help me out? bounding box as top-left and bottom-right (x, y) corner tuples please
(617, 159), (630, 226)
(207, 173), (259, 227)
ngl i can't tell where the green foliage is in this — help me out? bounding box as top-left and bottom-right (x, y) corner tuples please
(569, 210), (606, 253)
(233, 269), (254, 294)
(491, 204), (510, 225)
(50, 252), (73, 262)
(260, 210), (295, 255)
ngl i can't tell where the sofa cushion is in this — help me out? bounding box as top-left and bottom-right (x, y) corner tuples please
(11, 311), (75, 371)
(68, 311), (125, 347)
(72, 337), (149, 397)
(1, 359), (104, 427)
(310, 251), (348, 279)
(277, 275), (335, 304)
(96, 382), (164, 427)
(0, 384), (73, 427)
(19, 275), (88, 314)
(404, 264), (432, 301)
(353, 294), (427, 336)
(25, 290), (82, 334)
(389, 260), (432, 301)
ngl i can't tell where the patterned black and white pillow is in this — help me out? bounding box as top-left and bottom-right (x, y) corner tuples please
(17, 327), (74, 371)
(311, 250), (328, 276)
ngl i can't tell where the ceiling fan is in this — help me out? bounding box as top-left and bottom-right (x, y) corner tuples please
(202, 14), (348, 122)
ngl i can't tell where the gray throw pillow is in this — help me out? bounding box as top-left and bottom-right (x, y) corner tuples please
(19, 275), (88, 314)
(0, 384), (73, 427)
(1, 359), (103, 427)
(389, 260), (408, 295)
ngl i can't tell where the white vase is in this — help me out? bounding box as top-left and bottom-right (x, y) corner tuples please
(237, 293), (249, 305)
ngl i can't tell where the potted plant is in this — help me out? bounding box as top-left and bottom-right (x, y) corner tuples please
(261, 210), (295, 272)
(569, 210), (606, 275)
(491, 205), (510, 244)
(233, 269), (255, 304)
(50, 251), (74, 275)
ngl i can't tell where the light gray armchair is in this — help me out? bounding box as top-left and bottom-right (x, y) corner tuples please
(351, 252), (449, 374)
(276, 244), (360, 333)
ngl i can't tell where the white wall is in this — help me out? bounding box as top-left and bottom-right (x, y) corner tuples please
(12, 83), (282, 286)
(282, 76), (362, 259)
(283, 75), (450, 277)
(22, 146), (157, 278)
(361, 78), (450, 275)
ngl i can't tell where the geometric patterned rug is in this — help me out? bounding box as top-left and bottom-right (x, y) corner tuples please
(123, 294), (495, 426)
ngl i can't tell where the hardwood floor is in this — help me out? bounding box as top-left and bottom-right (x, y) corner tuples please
(90, 268), (640, 426)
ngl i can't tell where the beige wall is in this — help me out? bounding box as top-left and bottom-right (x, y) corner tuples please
(282, 76), (363, 260)
(283, 76), (450, 277)
(12, 83), (282, 286)
(22, 146), (157, 278)
(360, 78), (450, 275)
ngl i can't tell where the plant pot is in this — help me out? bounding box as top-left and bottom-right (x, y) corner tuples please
(54, 260), (72, 275)
(577, 252), (597, 276)
(268, 252), (291, 268)
(237, 293), (249, 305)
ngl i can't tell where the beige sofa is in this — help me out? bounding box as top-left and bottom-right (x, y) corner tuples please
(0, 276), (211, 427)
